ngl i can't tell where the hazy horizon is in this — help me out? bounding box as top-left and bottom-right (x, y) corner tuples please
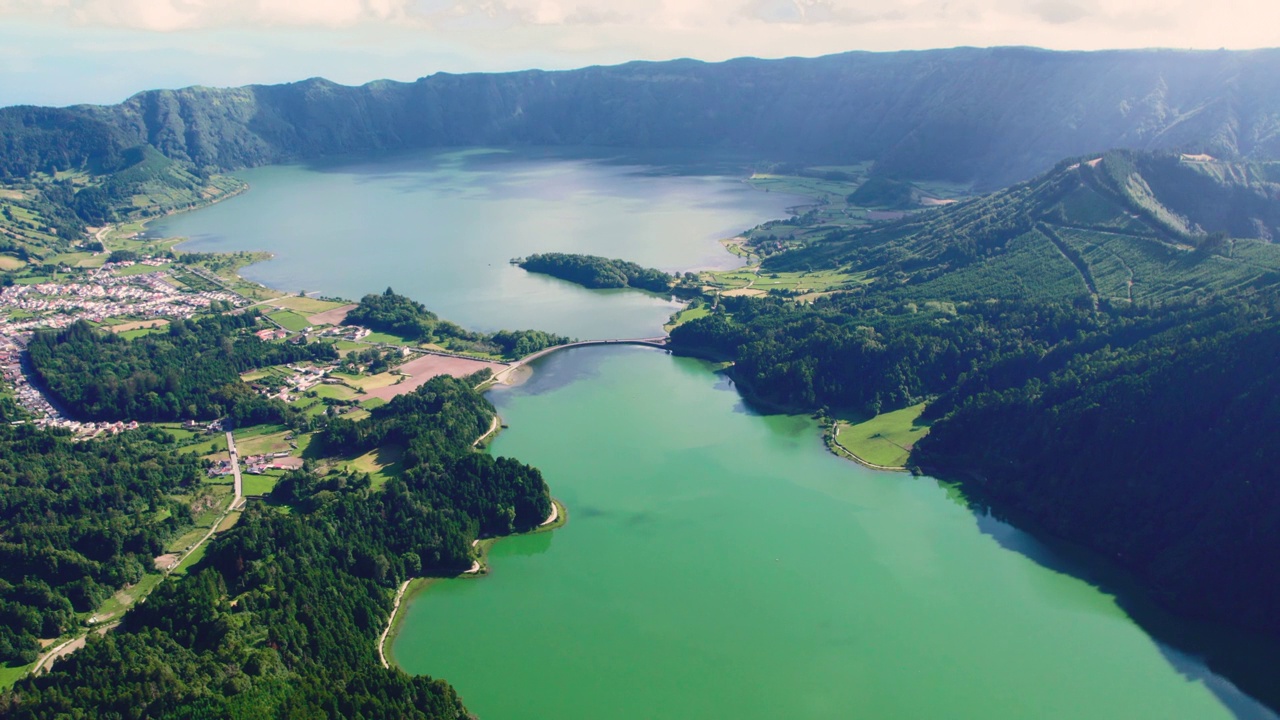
(1, 0), (1277, 107)
(6, 43), (1280, 111)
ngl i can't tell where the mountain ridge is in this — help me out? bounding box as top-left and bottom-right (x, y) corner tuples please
(6, 46), (1280, 189)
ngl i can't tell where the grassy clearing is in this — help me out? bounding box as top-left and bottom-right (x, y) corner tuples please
(171, 542), (210, 576)
(0, 256), (26, 271)
(310, 383), (357, 401)
(109, 319), (170, 334)
(177, 433), (228, 458)
(167, 268), (220, 293)
(268, 310), (312, 332)
(119, 326), (169, 341)
(0, 660), (34, 690)
(240, 474), (281, 497)
(746, 170), (866, 204)
(703, 267), (866, 294)
(234, 428), (294, 457)
(240, 366), (293, 384)
(48, 252), (96, 267)
(191, 489), (233, 526)
(342, 445), (404, 490)
(90, 574), (163, 624)
(166, 526), (210, 554)
(154, 423), (202, 444)
(242, 474), (282, 497)
(268, 296), (349, 314)
(665, 304), (712, 331)
(113, 263), (163, 277)
(217, 510), (243, 532)
(833, 403), (931, 468)
(298, 399), (329, 418)
(349, 372), (402, 392)
(362, 331), (414, 345)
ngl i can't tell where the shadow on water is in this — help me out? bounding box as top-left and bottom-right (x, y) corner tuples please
(698, 351), (1280, 717)
(487, 344), (1280, 716)
(499, 530), (555, 559)
(488, 347), (607, 403)
(964, 495), (1280, 719)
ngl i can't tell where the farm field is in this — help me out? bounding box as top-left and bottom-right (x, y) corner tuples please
(268, 309), (312, 331)
(268, 296), (350, 315)
(833, 403), (931, 468)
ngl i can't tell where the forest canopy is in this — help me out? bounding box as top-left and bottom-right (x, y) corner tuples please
(2, 376), (550, 718)
(27, 313), (336, 424)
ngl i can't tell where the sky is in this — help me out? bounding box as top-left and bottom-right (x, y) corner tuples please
(0, 0), (1277, 107)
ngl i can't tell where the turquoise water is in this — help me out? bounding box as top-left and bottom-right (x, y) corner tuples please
(156, 149), (1275, 718)
(390, 347), (1267, 720)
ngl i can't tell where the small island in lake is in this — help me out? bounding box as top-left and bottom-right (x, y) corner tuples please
(517, 252), (690, 293)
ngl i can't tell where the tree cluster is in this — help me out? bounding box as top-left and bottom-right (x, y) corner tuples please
(3, 374), (548, 718)
(27, 313), (337, 423)
(0, 425), (204, 664)
(519, 253), (674, 292)
(345, 288), (569, 360)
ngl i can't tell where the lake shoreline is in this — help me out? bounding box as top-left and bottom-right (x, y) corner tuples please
(381, 497), (567, 669)
(128, 153), (1280, 717)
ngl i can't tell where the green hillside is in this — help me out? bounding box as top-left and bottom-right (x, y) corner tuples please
(762, 151), (1280, 306)
(669, 150), (1280, 649)
(7, 48), (1280, 190)
(0, 143), (241, 261)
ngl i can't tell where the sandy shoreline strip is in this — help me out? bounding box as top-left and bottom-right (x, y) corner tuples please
(379, 580), (411, 669)
(539, 500), (559, 527)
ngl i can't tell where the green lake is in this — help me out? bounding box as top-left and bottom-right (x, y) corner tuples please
(157, 149), (1275, 718)
(391, 347), (1266, 719)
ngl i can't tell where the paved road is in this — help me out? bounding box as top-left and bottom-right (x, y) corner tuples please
(226, 431), (244, 510)
(491, 336), (669, 383)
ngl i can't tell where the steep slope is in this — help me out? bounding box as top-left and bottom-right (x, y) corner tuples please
(669, 150), (1280, 656)
(5, 47), (1280, 189)
(765, 151), (1280, 305)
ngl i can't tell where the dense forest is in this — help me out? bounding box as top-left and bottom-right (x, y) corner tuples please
(2, 376), (549, 718)
(345, 288), (569, 359)
(27, 313), (336, 423)
(518, 253), (674, 292)
(669, 151), (1280, 642)
(0, 425), (205, 665)
(344, 288), (439, 340)
(916, 307), (1280, 635)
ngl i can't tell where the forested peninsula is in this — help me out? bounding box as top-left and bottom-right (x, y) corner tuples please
(345, 288), (570, 359)
(517, 253), (677, 293)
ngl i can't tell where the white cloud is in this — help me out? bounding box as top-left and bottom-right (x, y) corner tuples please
(1, 0), (1276, 42)
(0, 0), (418, 30)
(1, 0), (1279, 107)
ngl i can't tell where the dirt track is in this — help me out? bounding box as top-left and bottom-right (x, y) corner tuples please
(306, 304), (358, 326)
(361, 354), (507, 401)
